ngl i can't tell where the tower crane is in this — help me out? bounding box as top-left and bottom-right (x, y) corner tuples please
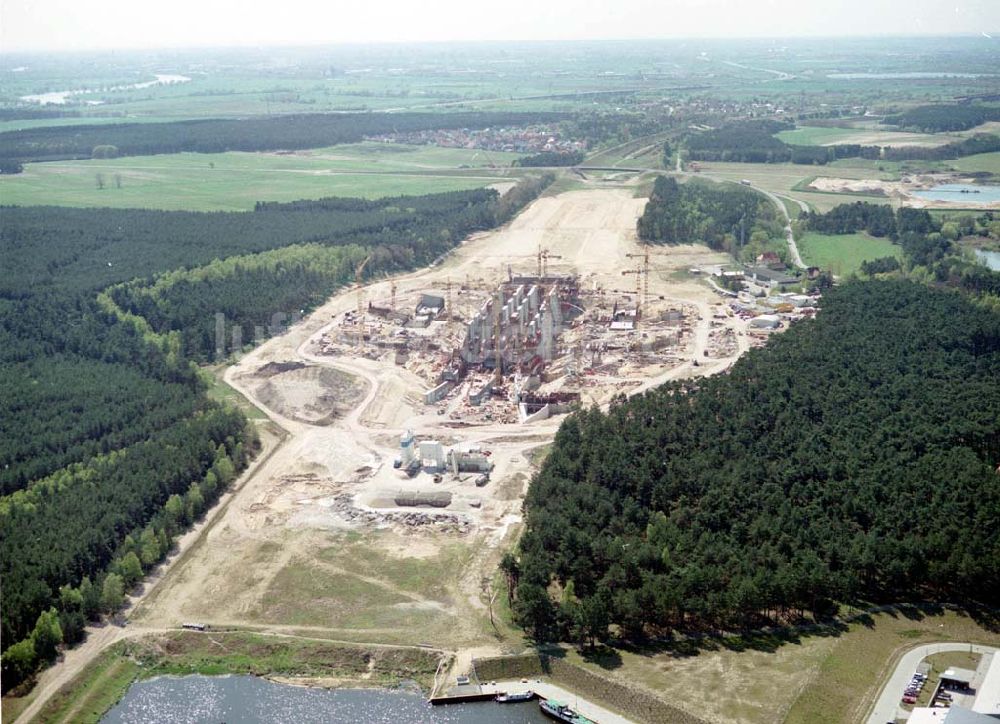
(626, 245), (650, 316)
(538, 246), (562, 279)
(355, 255), (371, 350)
(621, 267), (645, 325)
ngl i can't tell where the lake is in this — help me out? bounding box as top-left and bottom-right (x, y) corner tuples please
(911, 184), (1000, 204)
(102, 675), (551, 723)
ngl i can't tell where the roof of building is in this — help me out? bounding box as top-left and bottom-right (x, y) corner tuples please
(749, 266), (799, 284)
(909, 706), (997, 724)
(418, 294), (445, 309)
(942, 667), (977, 684)
(972, 654), (1000, 717)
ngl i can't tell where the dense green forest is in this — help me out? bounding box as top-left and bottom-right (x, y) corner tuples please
(0, 111), (568, 163)
(883, 133), (1000, 162)
(509, 281), (1000, 643)
(103, 186), (536, 360)
(884, 104), (1000, 132)
(0, 178), (553, 691)
(682, 119), (999, 164)
(516, 151), (586, 167)
(636, 176), (782, 254)
(801, 201), (897, 237)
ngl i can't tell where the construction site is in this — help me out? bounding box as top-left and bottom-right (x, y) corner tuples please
(314, 245), (702, 426)
(130, 186), (758, 677)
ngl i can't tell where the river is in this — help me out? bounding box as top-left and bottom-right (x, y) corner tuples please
(20, 74), (191, 105)
(102, 675), (551, 723)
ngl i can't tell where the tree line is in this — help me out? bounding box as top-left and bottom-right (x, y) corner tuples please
(682, 119), (1000, 165)
(507, 281), (1000, 644)
(0, 111), (569, 165)
(516, 151), (585, 167)
(106, 185), (536, 360)
(636, 176), (783, 254)
(883, 104), (1000, 133)
(0, 177), (554, 691)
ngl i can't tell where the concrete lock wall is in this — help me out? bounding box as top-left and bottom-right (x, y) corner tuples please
(471, 654), (708, 724)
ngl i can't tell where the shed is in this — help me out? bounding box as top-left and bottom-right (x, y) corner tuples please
(941, 667), (977, 687)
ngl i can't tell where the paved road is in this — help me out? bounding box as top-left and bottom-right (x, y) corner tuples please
(865, 642), (999, 724)
(754, 187), (808, 270)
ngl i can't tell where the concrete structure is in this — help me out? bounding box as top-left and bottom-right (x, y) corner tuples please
(749, 314), (781, 329)
(419, 440), (445, 470)
(447, 448), (494, 474)
(416, 293), (445, 318)
(399, 430), (418, 469)
(909, 707), (999, 724)
(424, 381), (454, 404)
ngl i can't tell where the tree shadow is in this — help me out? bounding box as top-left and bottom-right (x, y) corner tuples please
(579, 644), (623, 670)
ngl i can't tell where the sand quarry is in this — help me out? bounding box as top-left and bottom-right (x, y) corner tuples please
(809, 174), (1000, 209)
(131, 184), (758, 660)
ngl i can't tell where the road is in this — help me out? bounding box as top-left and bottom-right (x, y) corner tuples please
(754, 187), (808, 269)
(13, 421), (287, 724)
(865, 642), (999, 724)
(577, 161), (810, 271)
(15, 184), (743, 724)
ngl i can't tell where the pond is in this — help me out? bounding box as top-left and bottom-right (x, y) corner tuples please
(910, 184), (1000, 204)
(974, 249), (1000, 271)
(102, 675), (550, 723)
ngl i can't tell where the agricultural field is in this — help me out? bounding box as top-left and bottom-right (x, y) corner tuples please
(776, 124), (962, 148)
(951, 151), (1000, 175)
(692, 159), (897, 212)
(797, 231), (903, 276)
(0, 143), (523, 210)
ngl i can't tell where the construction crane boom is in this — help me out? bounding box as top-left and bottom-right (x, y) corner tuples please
(355, 255), (371, 349)
(626, 246), (650, 315)
(537, 246), (563, 279)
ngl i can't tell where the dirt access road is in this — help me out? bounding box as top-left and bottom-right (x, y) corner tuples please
(19, 184), (753, 720)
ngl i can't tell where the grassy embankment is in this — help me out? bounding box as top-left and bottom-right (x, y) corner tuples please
(0, 142), (523, 211)
(536, 608), (1000, 724)
(797, 231), (903, 276)
(23, 631), (442, 724)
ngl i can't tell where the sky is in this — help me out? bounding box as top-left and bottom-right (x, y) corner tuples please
(2, 0), (999, 53)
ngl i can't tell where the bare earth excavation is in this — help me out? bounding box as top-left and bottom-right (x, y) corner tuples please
(126, 185), (758, 667)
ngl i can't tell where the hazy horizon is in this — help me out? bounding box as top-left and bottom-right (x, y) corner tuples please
(2, 0), (998, 54)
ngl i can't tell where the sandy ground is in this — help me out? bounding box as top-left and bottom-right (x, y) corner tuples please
(20, 183), (755, 722)
(809, 174), (1000, 210)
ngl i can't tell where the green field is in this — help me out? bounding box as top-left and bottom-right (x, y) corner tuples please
(951, 151), (1000, 175)
(797, 231), (902, 276)
(0, 143), (523, 210)
(777, 125), (957, 148)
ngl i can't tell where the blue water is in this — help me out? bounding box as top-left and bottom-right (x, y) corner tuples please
(975, 249), (1000, 271)
(101, 675), (549, 723)
(911, 184), (1000, 204)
